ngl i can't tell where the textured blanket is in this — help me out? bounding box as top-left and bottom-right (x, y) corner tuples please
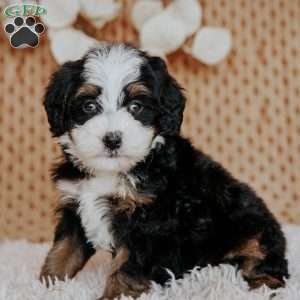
(1, 225), (300, 300)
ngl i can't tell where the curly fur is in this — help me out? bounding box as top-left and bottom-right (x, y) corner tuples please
(41, 43), (288, 299)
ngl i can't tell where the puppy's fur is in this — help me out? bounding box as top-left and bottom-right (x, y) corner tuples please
(40, 43), (288, 299)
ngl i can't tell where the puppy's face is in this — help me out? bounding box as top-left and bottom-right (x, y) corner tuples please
(44, 43), (185, 173)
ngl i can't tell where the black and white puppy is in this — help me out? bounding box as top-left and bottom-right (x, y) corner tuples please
(40, 43), (288, 299)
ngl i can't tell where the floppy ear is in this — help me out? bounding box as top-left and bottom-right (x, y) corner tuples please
(149, 57), (186, 136)
(44, 59), (84, 137)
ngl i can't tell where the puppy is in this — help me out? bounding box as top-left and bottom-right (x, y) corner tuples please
(40, 43), (288, 299)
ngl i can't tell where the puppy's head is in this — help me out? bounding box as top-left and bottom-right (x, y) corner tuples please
(44, 43), (186, 173)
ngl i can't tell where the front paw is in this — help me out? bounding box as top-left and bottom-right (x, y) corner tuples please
(39, 272), (57, 287)
(39, 269), (65, 287)
(99, 271), (149, 300)
(98, 293), (120, 300)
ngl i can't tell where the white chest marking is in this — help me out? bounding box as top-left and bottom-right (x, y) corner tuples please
(57, 173), (128, 251)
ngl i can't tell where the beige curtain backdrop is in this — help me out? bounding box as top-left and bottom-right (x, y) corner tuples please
(0, 0), (299, 242)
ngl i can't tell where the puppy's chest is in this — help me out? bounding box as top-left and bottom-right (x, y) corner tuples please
(57, 174), (147, 251)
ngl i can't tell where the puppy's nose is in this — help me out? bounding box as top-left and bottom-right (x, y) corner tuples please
(102, 131), (122, 150)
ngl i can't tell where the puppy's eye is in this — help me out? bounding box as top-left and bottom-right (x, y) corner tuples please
(128, 101), (143, 115)
(82, 101), (97, 113)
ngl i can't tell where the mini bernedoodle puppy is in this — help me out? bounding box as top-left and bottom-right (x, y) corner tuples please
(40, 43), (288, 299)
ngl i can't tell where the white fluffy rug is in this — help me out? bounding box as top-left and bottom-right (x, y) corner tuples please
(1, 225), (300, 300)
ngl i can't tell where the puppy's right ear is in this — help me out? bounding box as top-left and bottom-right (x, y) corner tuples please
(44, 59), (84, 137)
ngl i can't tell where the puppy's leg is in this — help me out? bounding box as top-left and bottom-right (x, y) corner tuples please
(240, 255), (287, 289)
(100, 272), (150, 300)
(220, 184), (288, 289)
(40, 204), (95, 285)
(224, 227), (288, 289)
(244, 225), (288, 289)
(99, 247), (150, 300)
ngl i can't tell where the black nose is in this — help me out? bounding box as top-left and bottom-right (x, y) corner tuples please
(103, 131), (122, 150)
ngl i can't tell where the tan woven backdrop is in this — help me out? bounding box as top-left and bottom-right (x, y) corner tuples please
(0, 0), (299, 242)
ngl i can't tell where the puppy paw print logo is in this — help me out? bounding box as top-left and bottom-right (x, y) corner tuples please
(4, 16), (45, 48)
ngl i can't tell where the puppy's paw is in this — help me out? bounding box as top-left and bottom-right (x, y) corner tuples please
(246, 274), (285, 290)
(98, 292), (118, 300)
(39, 272), (58, 287)
(39, 268), (66, 287)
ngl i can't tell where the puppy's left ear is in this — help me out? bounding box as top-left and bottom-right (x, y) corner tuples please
(149, 57), (186, 136)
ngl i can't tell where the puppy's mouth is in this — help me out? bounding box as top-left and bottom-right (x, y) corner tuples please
(107, 150), (119, 158)
(95, 150), (129, 159)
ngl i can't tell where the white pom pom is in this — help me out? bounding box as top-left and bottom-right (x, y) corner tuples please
(131, 0), (163, 31)
(191, 27), (232, 65)
(79, 0), (121, 28)
(40, 0), (80, 29)
(139, 0), (202, 56)
(167, 0), (202, 36)
(140, 11), (186, 56)
(48, 28), (98, 64)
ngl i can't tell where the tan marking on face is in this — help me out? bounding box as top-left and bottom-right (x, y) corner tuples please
(126, 82), (150, 98)
(76, 83), (101, 98)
